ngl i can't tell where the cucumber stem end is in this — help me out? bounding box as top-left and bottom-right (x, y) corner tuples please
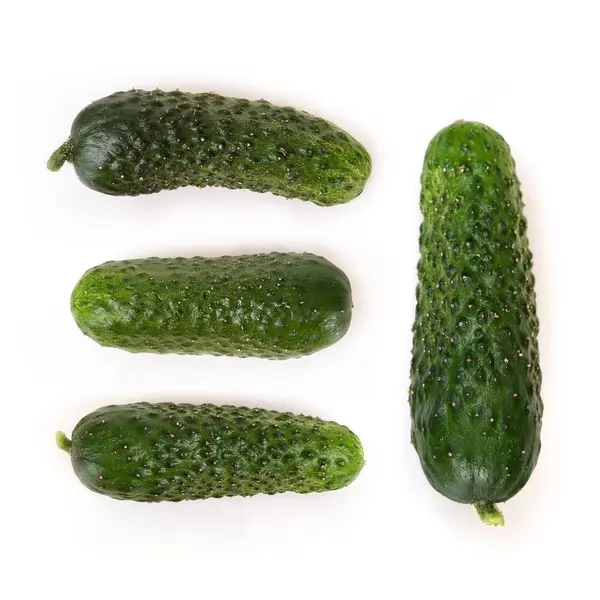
(47, 139), (73, 171)
(475, 502), (505, 526)
(56, 431), (72, 454)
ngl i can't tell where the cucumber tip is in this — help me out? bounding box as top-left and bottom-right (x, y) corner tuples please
(56, 431), (72, 453)
(47, 139), (73, 172)
(475, 502), (505, 527)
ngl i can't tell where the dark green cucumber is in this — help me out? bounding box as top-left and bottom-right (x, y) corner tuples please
(71, 252), (352, 359)
(56, 402), (364, 502)
(48, 89), (371, 206)
(409, 121), (543, 526)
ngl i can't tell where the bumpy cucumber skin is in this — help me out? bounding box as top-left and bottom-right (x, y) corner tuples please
(49, 89), (371, 206)
(409, 121), (542, 513)
(60, 402), (364, 502)
(71, 252), (352, 359)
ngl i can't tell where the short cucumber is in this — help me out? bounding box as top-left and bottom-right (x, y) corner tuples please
(71, 252), (352, 358)
(57, 402), (364, 502)
(48, 89), (371, 206)
(409, 121), (543, 526)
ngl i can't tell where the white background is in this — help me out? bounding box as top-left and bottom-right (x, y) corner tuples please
(3, 0), (599, 597)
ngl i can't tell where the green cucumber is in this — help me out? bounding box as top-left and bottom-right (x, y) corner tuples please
(409, 121), (543, 526)
(48, 89), (371, 206)
(71, 252), (352, 359)
(56, 402), (364, 502)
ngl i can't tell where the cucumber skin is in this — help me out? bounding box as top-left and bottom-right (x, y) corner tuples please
(60, 402), (364, 502)
(409, 122), (542, 511)
(49, 89), (371, 206)
(71, 253), (352, 359)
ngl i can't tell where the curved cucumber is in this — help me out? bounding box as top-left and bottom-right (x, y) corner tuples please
(71, 252), (352, 359)
(409, 121), (543, 526)
(48, 89), (371, 206)
(57, 402), (364, 502)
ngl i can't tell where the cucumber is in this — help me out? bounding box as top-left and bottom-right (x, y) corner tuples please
(71, 252), (352, 359)
(409, 121), (543, 526)
(56, 402), (364, 502)
(48, 89), (371, 206)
